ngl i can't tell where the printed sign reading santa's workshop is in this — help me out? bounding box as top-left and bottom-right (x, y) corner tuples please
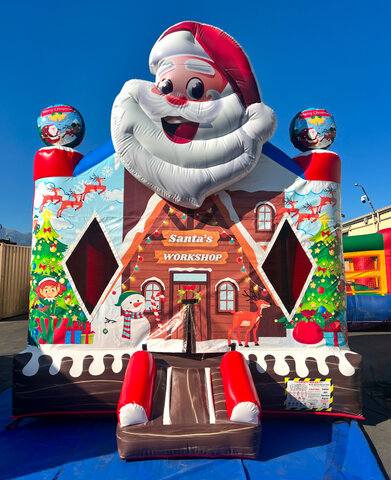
(157, 229), (227, 263)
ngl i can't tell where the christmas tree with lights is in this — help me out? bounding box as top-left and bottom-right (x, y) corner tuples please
(29, 209), (86, 345)
(278, 214), (346, 344)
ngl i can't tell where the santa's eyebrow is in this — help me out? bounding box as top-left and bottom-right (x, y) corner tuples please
(185, 59), (215, 75)
(156, 61), (175, 78)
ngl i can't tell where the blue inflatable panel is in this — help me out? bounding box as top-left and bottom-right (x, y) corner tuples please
(347, 294), (391, 329)
(73, 140), (115, 175)
(262, 142), (305, 177)
(73, 141), (303, 178)
(0, 389), (384, 480)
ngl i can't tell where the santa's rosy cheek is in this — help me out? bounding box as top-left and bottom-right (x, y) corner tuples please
(151, 86), (163, 96)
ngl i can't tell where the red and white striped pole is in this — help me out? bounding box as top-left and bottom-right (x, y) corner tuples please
(150, 292), (165, 327)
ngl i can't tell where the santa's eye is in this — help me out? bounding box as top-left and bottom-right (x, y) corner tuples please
(186, 78), (204, 100)
(157, 79), (173, 95)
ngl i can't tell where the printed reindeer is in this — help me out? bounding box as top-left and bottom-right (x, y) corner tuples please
(316, 188), (337, 214)
(57, 190), (84, 218)
(227, 290), (271, 347)
(294, 202), (320, 228)
(81, 174), (106, 201)
(274, 197), (300, 225)
(39, 185), (63, 212)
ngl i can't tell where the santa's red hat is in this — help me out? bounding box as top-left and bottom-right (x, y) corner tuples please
(149, 21), (261, 108)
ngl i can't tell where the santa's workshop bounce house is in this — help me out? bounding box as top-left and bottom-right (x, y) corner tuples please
(13, 21), (363, 459)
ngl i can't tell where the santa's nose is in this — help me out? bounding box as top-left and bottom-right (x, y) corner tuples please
(166, 94), (188, 106)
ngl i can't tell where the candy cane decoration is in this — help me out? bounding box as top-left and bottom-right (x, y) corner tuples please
(151, 293), (165, 327)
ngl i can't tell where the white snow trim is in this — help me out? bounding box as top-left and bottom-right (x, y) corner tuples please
(204, 368), (216, 424)
(218, 191), (266, 266)
(39, 146), (78, 153)
(227, 152), (298, 193)
(141, 277), (166, 291)
(120, 194), (163, 257)
(119, 403), (148, 427)
(215, 278), (239, 292)
(285, 179), (340, 197)
(168, 267), (212, 272)
(295, 149), (337, 157)
(230, 402), (260, 424)
(163, 367), (172, 425)
(20, 344), (359, 379)
(253, 200), (276, 213)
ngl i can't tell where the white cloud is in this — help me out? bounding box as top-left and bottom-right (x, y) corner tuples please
(286, 179), (339, 197)
(103, 188), (123, 203)
(51, 216), (73, 231)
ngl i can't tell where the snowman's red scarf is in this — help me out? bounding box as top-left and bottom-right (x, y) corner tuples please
(122, 310), (145, 339)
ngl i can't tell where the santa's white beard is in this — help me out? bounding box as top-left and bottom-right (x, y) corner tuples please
(111, 79), (276, 208)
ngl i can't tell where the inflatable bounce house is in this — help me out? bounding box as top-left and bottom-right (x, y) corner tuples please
(13, 22), (363, 459)
(344, 228), (391, 328)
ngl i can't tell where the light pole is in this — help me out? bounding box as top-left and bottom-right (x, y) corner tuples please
(354, 183), (379, 231)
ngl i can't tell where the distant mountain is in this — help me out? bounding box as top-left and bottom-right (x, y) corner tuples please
(0, 228), (31, 246)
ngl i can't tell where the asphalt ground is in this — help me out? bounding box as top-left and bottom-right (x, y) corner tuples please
(1, 315), (390, 478)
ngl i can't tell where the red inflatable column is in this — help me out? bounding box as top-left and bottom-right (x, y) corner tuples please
(34, 146), (83, 181)
(117, 351), (156, 427)
(220, 351), (261, 424)
(293, 150), (341, 183)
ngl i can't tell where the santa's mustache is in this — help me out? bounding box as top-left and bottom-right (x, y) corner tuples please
(112, 79), (277, 208)
(137, 85), (224, 124)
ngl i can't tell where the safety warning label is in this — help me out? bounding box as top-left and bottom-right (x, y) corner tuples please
(284, 378), (333, 410)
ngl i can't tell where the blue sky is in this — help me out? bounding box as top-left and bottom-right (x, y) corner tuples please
(1, 0), (390, 233)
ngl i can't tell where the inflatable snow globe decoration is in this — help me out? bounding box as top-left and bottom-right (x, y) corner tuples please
(37, 104), (85, 148)
(289, 108), (336, 152)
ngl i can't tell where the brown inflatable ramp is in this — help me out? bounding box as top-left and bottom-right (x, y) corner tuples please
(116, 352), (262, 460)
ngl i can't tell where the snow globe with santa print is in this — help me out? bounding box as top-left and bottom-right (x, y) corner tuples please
(37, 104), (85, 148)
(289, 108), (336, 152)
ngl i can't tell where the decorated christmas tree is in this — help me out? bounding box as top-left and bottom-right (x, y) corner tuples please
(29, 209), (86, 345)
(278, 214), (346, 345)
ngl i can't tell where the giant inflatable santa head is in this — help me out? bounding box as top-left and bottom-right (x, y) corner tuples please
(111, 21), (277, 208)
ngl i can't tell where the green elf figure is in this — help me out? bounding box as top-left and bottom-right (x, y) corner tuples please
(115, 291), (150, 346)
(32, 276), (67, 316)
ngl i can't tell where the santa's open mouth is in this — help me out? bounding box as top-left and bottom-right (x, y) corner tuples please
(161, 116), (199, 144)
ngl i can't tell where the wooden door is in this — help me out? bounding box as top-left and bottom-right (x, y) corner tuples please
(169, 272), (210, 347)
